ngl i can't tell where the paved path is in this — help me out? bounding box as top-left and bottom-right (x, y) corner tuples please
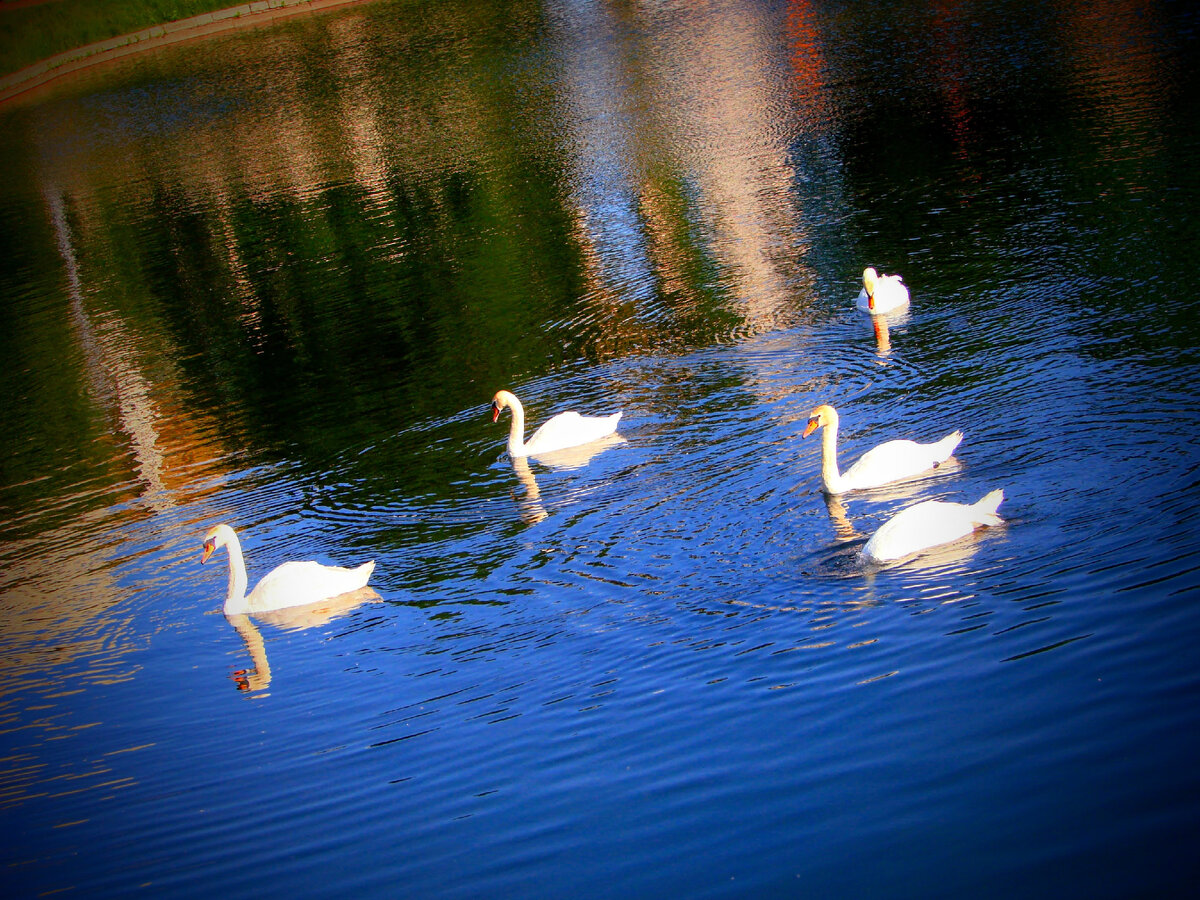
(1, 0), (374, 105)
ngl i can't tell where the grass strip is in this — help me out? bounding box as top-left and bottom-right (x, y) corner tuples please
(0, 0), (242, 77)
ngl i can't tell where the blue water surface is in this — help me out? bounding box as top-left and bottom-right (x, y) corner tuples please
(2, 0), (1200, 897)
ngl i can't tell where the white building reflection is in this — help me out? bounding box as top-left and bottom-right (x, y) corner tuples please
(544, 0), (839, 349)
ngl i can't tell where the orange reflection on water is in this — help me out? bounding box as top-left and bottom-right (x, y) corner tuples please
(785, 0), (831, 131)
(928, 0), (978, 167)
(1058, 0), (1173, 171)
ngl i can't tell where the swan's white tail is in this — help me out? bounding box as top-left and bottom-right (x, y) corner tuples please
(936, 430), (964, 459)
(971, 489), (1004, 527)
(355, 560), (376, 584)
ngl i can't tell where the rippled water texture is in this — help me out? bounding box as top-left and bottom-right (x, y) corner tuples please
(2, 0), (1199, 897)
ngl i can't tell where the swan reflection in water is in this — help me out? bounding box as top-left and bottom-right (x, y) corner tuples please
(873, 314), (891, 358)
(225, 588), (380, 692)
(510, 456), (548, 525)
(507, 433), (626, 525)
(823, 493), (861, 544)
(866, 306), (911, 360)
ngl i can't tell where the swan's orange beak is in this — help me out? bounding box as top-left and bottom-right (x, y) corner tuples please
(201, 539), (215, 564)
(867, 292), (876, 312)
(802, 417), (820, 438)
(491, 402), (501, 423)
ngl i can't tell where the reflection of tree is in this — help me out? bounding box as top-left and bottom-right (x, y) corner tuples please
(47, 187), (171, 510)
(20, 111), (237, 526)
(17, 3), (595, 469)
(929, 0), (978, 165)
(786, 0), (832, 128)
(16, 0), (860, 484)
(1059, 0), (1172, 163)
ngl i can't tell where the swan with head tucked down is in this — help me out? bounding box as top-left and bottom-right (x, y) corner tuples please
(856, 266), (910, 314)
(803, 404), (962, 494)
(491, 389), (622, 458)
(201, 523), (375, 616)
(861, 489), (1004, 564)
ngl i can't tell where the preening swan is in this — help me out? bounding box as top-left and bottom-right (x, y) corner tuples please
(856, 266), (910, 314)
(861, 489), (1004, 564)
(803, 404), (962, 494)
(201, 523), (375, 616)
(491, 389), (622, 458)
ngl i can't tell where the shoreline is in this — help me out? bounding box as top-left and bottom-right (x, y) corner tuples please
(0, 0), (376, 107)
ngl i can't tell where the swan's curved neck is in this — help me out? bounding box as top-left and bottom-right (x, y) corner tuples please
(505, 396), (527, 456)
(819, 417), (845, 493)
(221, 531), (250, 614)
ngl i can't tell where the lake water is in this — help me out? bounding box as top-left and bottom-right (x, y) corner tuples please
(2, 0), (1200, 896)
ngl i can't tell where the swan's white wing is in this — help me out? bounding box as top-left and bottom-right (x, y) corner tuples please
(858, 274), (910, 314)
(246, 560), (375, 612)
(862, 501), (975, 563)
(877, 275), (910, 311)
(843, 432), (961, 490)
(862, 490), (1002, 564)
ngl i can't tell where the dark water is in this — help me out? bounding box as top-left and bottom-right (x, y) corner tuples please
(2, 0), (1200, 896)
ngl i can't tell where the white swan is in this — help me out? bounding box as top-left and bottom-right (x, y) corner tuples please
(491, 389), (622, 458)
(861, 489), (1004, 564)
(201, 523), (375, 616)
(856, 266), (910, 314)
(803, 404), (962, 494)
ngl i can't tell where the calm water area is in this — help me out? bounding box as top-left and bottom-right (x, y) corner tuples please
(2, 0), (1200, 896)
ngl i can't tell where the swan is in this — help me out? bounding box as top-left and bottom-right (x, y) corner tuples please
(201, 523), (375, 616)
(803, 404), (962, 494)
(856, 266), (910, 314)
(861, 489), (1004, 564)
(491, 389), (622, 458)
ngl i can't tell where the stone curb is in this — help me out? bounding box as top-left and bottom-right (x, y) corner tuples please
(0, 0), (372, 105)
